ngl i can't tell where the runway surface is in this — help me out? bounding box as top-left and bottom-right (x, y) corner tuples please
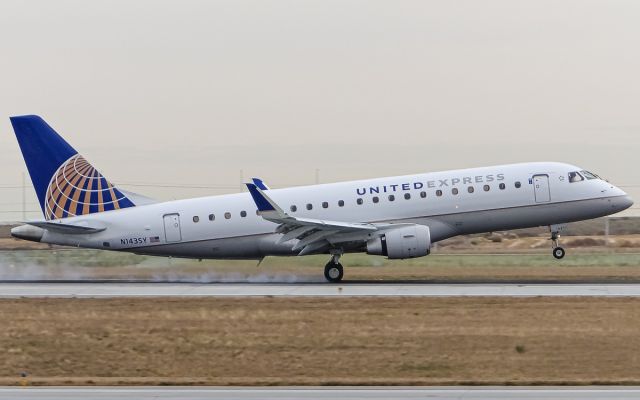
(2, 387), (640, 400)
(2, 282), (640, 297)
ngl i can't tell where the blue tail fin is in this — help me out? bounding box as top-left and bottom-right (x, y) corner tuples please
(10, 115), (135, 220)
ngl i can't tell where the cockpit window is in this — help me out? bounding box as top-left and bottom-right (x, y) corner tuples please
(581, 170), (599, 180)
(568, 171), (584, 183)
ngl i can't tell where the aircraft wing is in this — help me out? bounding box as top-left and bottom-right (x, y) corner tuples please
(246, 183), (387, 255)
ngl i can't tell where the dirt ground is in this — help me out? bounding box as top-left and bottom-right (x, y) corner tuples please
(1, 297), (640, 386)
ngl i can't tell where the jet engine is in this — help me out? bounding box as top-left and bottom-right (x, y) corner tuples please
(366, 225), (431, 259)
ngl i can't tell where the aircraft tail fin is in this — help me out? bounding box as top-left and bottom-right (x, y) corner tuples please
(9, 115), (136, 220)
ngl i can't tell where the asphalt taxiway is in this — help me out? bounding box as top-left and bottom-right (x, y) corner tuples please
(1, 387), (640, 400)
(2, 282), (640, 297)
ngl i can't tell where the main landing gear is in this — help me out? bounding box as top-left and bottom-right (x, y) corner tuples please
(550, 224), (566, 260)
(324, 251), (344, 283)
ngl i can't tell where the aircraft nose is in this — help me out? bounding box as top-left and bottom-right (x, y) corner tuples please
(621, 194), (634, 211)
(611, 194), (634, 213)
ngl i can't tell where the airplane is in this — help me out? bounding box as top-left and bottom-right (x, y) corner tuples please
(8, 115), (634, 282)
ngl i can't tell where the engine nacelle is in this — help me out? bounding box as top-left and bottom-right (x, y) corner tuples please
(366, 225), (431, 259)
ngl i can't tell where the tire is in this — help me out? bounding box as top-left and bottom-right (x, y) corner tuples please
(324, 262), (344, 283)
(553, 247), (565, 259)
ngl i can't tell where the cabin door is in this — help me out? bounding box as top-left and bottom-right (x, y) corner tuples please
(163, 214), (182, 242)
(533, 174), (551, 203)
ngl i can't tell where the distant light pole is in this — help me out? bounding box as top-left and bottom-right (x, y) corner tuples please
(22, 172), (26, 221)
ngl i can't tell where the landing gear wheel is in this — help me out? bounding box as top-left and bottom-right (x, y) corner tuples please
(553, 247), (565, 260)
(549, 224), (567, 260)
(324, 262), (344, 283)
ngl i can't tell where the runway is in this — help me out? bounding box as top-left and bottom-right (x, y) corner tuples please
(2, 387), (640, 400)
(2, 282), (640, 298)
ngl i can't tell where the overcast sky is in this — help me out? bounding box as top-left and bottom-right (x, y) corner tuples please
(0, 0), (638, 219)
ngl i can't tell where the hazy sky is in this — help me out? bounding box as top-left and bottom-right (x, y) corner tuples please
(1, 0), (639, 220)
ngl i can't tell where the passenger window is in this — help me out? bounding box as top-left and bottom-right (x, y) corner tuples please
(193, 216), (199, 223)
(467, 186), (474, 193)
(515, 181), (522, 188)
(569, 171), (584, 183)
(452, 188), (459, 195)
(420, 191), (426, 198)
(436, 190), (442, 197)
(290, 205), (297, 212)
(357, 198), (364, 205)
(240, 211), (247, 217)
(372, 196), (379, 203)
(322, 201), (328, 208)
(306, 204), (313, 210)
(499, 183), (506, 190)
(404, 193), (411, 200)
(224, 212), (231, 219)
(338, 200), (345, 207)
(483, 185), (490, 192)
(388, 194), (395, 201)
(209, 214), (215, 221)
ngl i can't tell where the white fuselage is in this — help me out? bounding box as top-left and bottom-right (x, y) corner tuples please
(30, 162), (632, 259)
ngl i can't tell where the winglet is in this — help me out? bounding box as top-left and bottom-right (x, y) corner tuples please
(251, 178), (270, 190)
(245, 183), (285, 215)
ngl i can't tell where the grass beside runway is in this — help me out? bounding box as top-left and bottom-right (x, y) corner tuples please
(1, 246), (640, 282)
(1, 297), (640, 386)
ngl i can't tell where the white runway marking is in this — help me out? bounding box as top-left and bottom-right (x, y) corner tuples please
(2, 282), (640, 298)
(1, 387), (640, 400)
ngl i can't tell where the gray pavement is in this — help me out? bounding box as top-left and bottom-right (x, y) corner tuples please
(2, 282), (640, 297)
(1, 387), (640, 400)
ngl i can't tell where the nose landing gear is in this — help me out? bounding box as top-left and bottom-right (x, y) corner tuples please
(550, 224), (566, 259)
(324, 250), (344, 283)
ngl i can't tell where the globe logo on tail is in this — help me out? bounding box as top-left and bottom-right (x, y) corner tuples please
(44, 154), (134, 220)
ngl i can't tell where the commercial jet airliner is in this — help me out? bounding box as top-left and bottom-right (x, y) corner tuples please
(9, 116), (634, 282)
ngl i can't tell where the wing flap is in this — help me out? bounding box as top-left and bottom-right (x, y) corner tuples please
(246, 182), (382, 255)
(278, 226), (317, 244)
(292, 229), (339, 252)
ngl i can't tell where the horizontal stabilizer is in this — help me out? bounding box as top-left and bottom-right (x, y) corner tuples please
(26, 221), (106, 234)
